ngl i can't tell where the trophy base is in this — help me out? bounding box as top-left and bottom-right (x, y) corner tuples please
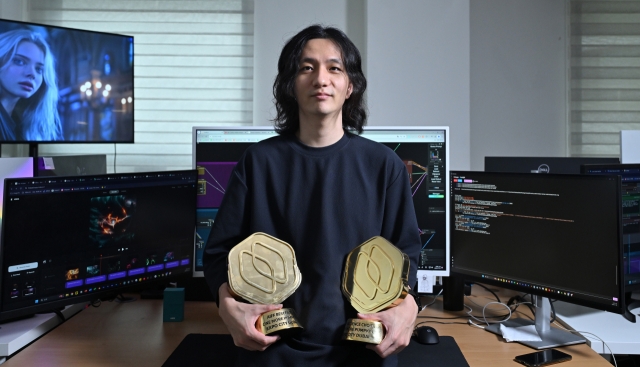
(256, 308), (304, 336)
(342, 318), (384, 344)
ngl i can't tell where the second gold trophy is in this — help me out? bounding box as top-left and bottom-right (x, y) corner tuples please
(341, 236), (411, 344)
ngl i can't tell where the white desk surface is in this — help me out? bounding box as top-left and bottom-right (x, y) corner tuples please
(555, 301), (640, 355)
(0, 303), (85, 361)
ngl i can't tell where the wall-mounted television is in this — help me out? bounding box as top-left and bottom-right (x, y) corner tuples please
(0, 18), (134, 143)
(0, 170), (196, 322)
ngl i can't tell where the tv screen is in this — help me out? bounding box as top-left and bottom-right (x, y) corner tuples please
(0, 169), (196, 321)
(0, 18), (134, 143)
(192, 126), (450, 296)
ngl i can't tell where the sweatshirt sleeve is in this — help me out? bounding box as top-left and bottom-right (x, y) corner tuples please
(380, 163), (422, 289)
(202, 167), (250, 305)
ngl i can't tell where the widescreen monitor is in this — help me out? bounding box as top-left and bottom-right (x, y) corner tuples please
(581, 164), (640, 295)
(192, 126), (450, 292)
(0, 170), (196, 322)
(484, 157), (619, 174)
(450, 171), (626, 348)
(0, 18), (134, 143)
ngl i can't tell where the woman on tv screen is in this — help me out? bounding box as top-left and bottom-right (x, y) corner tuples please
(0, 29), (61, 141)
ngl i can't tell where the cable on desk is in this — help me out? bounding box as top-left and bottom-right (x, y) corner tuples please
(422, 289), (443, 309)
(552, 322), (618, 367)
(91, 299), (102, 308)
(470, 283), (501, 303)
(514, 294), (557, 324)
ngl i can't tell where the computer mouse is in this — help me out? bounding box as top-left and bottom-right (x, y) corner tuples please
(415, 325), (440, 345)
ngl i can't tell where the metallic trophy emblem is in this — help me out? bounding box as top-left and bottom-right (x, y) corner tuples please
(227, 232), (303, 335)
(341, 236), (410, 344)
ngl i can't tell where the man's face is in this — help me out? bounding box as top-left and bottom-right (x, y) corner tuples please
(0, 41), (45, 100)
(294, 38), (353, 122)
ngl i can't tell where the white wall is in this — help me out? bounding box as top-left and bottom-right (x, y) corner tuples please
(470, 0), (567, 170)
(367, 1), (470, 170)
(253, 0), (350, 129)
(254, 0), (472, 169)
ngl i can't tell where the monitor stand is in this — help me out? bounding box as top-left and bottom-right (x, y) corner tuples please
(484, 295), (586, 349)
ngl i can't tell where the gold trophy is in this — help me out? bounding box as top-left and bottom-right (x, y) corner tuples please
(227, 232), (303, 335)
(341, 236), (410, 344)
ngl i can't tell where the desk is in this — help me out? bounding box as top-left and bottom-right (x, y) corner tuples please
(1, 292), (611, 367)
(554, 301), (640, 355)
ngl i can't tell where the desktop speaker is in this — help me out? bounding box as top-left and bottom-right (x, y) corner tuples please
(163, 288), (185, 322)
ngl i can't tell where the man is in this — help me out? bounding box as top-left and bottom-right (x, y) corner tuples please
(203, 24), (421, 367)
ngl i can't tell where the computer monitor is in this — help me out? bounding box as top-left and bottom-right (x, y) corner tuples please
(581, 164), (640, 299)
(484, 157), (619, 174)
(37, 155), (107, 177)
(192, 126), (279, 278)
(0, 170), (196, 322)
(192, 126), (451, 290)
(450, 171), (626, 349)
(0, 158), (33, 244)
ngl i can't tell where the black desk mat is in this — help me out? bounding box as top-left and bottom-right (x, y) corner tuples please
(162, 333), (470, 367)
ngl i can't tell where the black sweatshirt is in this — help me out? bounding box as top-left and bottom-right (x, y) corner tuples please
(203, 131), (421, 367)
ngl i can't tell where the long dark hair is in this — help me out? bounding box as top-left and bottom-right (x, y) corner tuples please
(272, 24), (367, 135)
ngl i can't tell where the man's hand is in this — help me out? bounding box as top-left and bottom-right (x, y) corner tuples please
(358, 295), (418, 358)
(218, 282), (282, 351)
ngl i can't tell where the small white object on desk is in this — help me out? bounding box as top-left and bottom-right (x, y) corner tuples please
(499, 324), (542, 343)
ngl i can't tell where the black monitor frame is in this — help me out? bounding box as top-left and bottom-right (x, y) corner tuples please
(484, 156), (620, 174)
(192, 126), (451, 293)
(0, 170), (196, 322)
(450, 171), (630, 348)
(581, 163), (640, 312)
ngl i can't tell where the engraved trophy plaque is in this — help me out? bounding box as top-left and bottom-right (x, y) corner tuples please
(341, 236), (410, 344)
(227, 232), (303, 335)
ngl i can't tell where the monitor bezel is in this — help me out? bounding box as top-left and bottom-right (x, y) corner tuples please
(484, 156), (620, 174)
(450, 170), (626, 315)
(191, 125), (451, 282)
(0, 169), (196, 322)
(581, 163), (640, 294)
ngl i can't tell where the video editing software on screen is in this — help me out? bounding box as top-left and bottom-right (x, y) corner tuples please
(0, 170), (197, 316)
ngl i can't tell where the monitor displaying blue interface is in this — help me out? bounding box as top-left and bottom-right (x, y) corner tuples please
(192, 126), (450, 290)
(581, 163), (640, 293)
(0, 170), (196, 321)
